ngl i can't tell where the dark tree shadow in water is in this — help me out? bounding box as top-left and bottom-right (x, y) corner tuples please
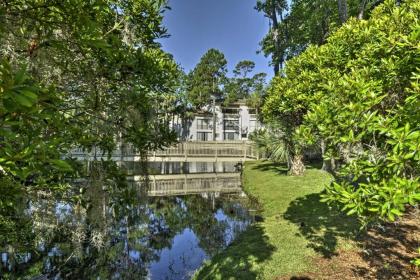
(194, 224), (275, 280)
(284, 193), (360, 258)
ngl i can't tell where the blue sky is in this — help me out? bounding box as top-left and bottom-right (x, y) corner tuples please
(158, 0), (273, 78)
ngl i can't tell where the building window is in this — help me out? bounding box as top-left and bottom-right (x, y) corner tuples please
(224, 132), (236, 140)
(197, 118), (210, 130)
(224, 119), (239, 131)
(196, 162), (210, 172)
(249, 120), (257, 130)
(223, 108), (239, 114)
(197, 132), (210, 141)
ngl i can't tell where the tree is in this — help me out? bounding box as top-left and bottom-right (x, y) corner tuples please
(0, 0), (181, 249)
(187, 49), (227, 108)
(255, 0), (289, 75)
(246, 72), (267, 115)
(256, 0), (388, 73)
(338, 0), (349, 23)
(305, 0), (420, 224)
(1, 0), (180, 153)
(232, 60), (256, 99)
(233, 60), (255, 78)
(224, 61), (267, 107)
(0, 0), (180, 172)
(263, 73), (308, 175)
(264, 0), (420, 223)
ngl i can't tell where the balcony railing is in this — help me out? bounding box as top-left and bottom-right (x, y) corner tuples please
(69, 141), (259, 160)
(197, 124), (211, 130)
(223, 113), (239, 119)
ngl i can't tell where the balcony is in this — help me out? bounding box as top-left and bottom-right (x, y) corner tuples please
(223, 113), (240, 119)
(197, 124), (211, 130)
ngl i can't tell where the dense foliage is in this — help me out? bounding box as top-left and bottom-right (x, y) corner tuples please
(0, 0), (182, 247)
(249, 124), (288, 163)
(224, 61), (267, 106)
(263, 0), (420, 223)
(185, 49), (267, 110)
(256, 0), (387, 75)
(186, 48), (227, 108)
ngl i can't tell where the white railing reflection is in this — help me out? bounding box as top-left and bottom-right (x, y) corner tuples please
(129, 173), (242, 197)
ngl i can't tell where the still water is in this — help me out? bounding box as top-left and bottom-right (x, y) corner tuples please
(1, 161), (257, 279)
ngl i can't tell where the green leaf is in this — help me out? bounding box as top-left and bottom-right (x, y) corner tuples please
(349, 129), (354, 141)
(347, 208), (357, 215)
(20, 90), (38, 103)
(50, 160), (73, 171)
(14, 67), (27, 84)
(390, 208), (402, 216)
(3, 98), (17, 111)
(410, 193), (420, 201)
(14, 93), (35, 107)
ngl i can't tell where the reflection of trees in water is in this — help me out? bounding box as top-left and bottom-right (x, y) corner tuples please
(149, 194), (252, 257)
(1, 163), (252, 279)
(2, 163), (155, 279)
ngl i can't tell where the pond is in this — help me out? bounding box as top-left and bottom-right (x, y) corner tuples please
(1, 161), (257, 279)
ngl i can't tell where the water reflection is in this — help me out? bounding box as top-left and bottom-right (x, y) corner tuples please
(1, 161), (255, 279)
(122, 161), (242, 175)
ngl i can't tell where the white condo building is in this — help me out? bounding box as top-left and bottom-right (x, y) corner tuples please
(172, 101), (261, 141)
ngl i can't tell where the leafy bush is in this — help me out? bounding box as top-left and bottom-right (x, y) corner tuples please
(250, 126), (289, 163)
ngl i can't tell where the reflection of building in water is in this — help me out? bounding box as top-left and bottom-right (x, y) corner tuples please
(123, 161), (240, 175)
(172, 101), (261, 141)
(181, 161), (238, 173)
(130, 172), (242, 197)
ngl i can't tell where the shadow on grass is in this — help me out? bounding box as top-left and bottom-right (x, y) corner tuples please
(250, 161), (288, 175)
(304, 160), (323, 170)
(284, 193), (360, 259)
(194, 224), (275, 280)
(250, 160), (323, 174)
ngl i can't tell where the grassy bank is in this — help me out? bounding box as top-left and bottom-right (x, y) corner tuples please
(193, 161), (360, 280)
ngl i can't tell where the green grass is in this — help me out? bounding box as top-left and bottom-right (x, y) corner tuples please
(193, 161), (359, 280)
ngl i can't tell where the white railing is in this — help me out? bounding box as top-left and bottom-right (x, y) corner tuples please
(151, 141), (258, 159)
(69, 141), (259, 160)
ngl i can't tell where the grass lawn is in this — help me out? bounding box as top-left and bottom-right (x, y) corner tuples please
(193, 161), (360, 280)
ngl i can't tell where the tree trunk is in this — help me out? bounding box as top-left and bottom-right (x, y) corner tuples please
(321, 139), (330, 171)
(286, 153), (291, 170)
(270, 5), (280, 76)
(289, 154), (305, 176)
(337, 0), (348, 23)
(321, 140), (337, 173)
(358, 0), (368, 19)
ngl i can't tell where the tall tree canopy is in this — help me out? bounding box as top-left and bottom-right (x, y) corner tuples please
(256, 0), (388, 75)
(255, 0), (289, 75)
(225, 60), (267, 106)
(186, 48), (227, 108)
